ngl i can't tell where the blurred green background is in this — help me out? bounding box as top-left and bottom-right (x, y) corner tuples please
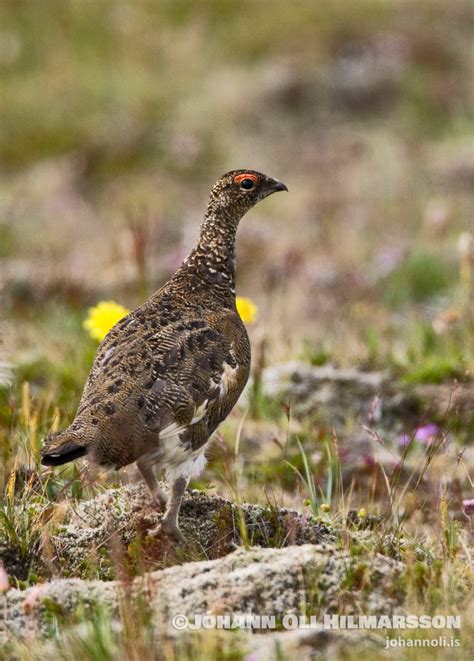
(0, 4), (473, 621)
(0, 0), (472, 411)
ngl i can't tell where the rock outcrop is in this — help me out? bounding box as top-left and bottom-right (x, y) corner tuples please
(1, 542), (405, 652)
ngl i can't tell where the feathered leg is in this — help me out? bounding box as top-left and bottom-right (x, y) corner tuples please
(136, 458), (168, 507)
(157, 476), (188, 543)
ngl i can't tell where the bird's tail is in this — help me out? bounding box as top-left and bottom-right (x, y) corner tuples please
(40, 428), (87, 466)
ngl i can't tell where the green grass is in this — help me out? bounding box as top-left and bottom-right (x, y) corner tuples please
(404, 355), (466, 384)
(383, 251), (457, 308)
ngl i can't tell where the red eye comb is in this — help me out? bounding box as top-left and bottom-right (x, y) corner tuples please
(233, 173), (258, 184)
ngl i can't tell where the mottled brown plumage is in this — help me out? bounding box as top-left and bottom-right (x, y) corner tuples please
(41, 170), (287, 541)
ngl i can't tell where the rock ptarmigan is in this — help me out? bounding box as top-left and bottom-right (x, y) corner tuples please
(41, 170), (287, 542)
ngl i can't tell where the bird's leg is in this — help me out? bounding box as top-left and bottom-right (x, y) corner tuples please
(136, 458), (168, 508)
(157, 475), (188, 544)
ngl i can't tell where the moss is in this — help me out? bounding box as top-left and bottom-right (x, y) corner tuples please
(303, 343), (331, 367)
(404, 355), (465, 384)
(412, 561), (430, 601)
(390, 572), (408, 603)
(383, 251), (456, 307)
(301, 560), (327, 612)
(41, 596), (64, 618)
(341, 561), (368, 592)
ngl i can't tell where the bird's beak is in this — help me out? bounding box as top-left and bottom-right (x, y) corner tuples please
(267, 178), (288, 195)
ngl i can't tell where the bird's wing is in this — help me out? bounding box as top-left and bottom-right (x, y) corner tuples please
(136, 319), (240, 433)
(76, 315), (244, 442)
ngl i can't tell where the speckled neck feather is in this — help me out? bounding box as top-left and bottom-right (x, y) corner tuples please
(181, 200), (240, 297)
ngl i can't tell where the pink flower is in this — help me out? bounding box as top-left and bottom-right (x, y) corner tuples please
(399, 433), (412, 448)
(22, 585), (45, 613)
(462, 499), (474, 517)
(415, 424), (440, 444)
(363, 455), (377, 468)
(0, 564), (9, 594)
(399, 424), (441, 448)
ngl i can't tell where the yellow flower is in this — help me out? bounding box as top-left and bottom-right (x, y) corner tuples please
(83, 297), (256, 341)
(83, 301), (129, 342)
(236, 296), (258, 325)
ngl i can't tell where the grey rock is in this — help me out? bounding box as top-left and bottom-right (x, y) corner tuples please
(248, 627), (382, 660)
(8, 484), (331, 581)
(261, 362), (473, 428)
(262, 362), (392, 424)
(0, 543), (405, 646)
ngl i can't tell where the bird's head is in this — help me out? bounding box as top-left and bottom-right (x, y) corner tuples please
(206, 170), (288, 222)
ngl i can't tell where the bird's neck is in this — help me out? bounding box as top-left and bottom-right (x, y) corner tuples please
(180, 206), (239, 297)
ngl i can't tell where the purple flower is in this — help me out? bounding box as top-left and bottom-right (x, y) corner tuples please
(398, 424), (441, 448)
(363, 455), (377, 468)
(399, 433), (412, 448)
(462, 499), (474, 517)
(415, 424), (440, 444)
(375, 246), (404, 276)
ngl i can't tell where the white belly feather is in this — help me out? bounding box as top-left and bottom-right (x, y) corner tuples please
(139, 358), (238, 484)
(144, 399), (210, 483)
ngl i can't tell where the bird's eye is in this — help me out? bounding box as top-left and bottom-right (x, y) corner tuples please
(240, 178), (255, 190)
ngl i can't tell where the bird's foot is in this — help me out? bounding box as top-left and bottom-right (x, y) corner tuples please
(147, 475), (188, 544)
(152, 492), (168, 509)
(161, 518), (186, 544)
(150, 518), (186, 545)
(148, 514), (185, 544)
